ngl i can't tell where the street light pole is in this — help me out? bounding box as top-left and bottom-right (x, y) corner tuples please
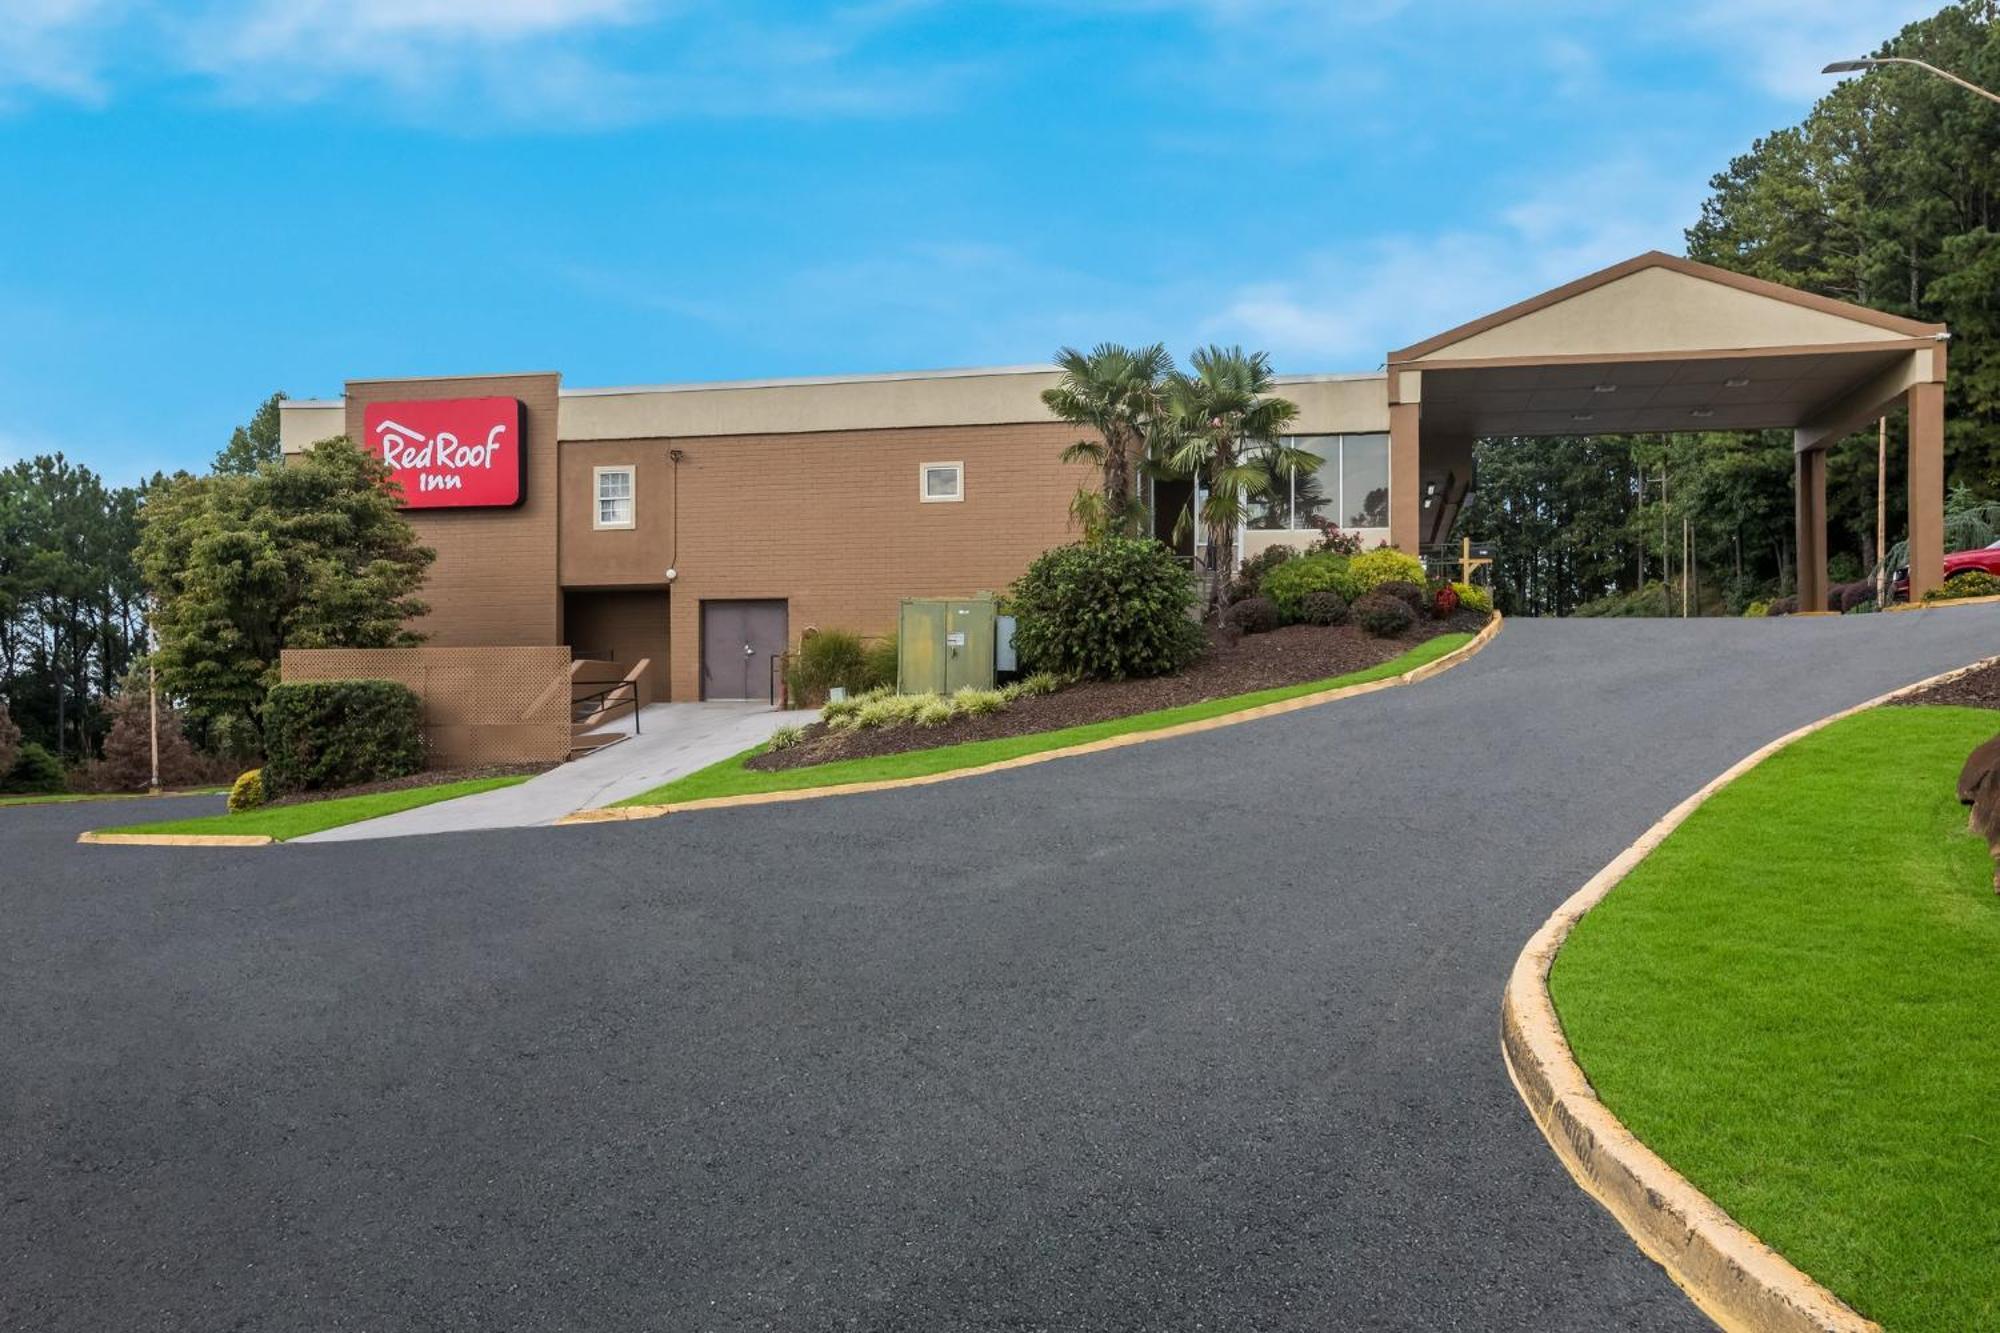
(1823, 56), (2000, 106)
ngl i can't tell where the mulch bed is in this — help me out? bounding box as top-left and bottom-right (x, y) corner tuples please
(748, 610), (1490, 773)
(263, 762), (558, 808)
(1891, 659), (2000, 711)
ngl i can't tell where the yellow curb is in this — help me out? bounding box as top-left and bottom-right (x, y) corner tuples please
(562, 614), (1504, 826)
(1885, 591), (2000, 612)
(77, 831), (273, 847)
(1501, 648), (2000, 1333)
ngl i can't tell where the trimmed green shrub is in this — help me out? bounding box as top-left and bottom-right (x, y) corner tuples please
(787, 630), (872, 706)
(228, 768), (266, 811)
(1262, 552), (1361, 620)
(2, 741), (66, 794)
(1451, 582), (1492, 614)
(1925, 570), (2000, 602)
(261, 679), (423, 795)
(1298, 588), (1349, 626)
(1229, 544), (1296, 602)
(1373, 579), (1427, 618)
(1352, 590), (1415, 637)
(1349, 547), (1427, 593)
(767, 725), (804, 751)
(1226, 596), (1281, 634)
(1010, 538), (1203, 680)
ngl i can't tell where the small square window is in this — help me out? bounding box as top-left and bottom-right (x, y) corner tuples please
(921, 461), (964, 503)
(594, 466), (635, 529)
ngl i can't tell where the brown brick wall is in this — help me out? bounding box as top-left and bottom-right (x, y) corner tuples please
(345, 373), (563, 648)
(558, 422), (1091, 699)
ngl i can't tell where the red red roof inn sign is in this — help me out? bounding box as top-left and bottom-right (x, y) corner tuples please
(363, 398), (526, 509)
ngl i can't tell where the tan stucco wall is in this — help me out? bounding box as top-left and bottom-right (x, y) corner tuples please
(277, 401), (347, 453)
(1415, 265), (1912, 362)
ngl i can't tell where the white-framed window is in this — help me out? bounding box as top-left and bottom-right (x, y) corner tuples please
(594, 465), (635, 529)
(920, 461), (964, 503)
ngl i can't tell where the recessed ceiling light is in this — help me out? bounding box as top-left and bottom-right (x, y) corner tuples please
(1572, 413), (1595, 422)
(1690, 408), (1716, 419)
(1593, 383), (1618, 394)
(1724, 377), (1751, 388)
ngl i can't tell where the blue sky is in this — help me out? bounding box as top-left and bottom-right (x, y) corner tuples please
(0, 0), (1944, 481)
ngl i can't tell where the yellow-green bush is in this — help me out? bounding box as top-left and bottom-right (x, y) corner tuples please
(228, 768), (266, 812)
(1451, 581), (1493, 614)
(1350, 547), (1428, 593)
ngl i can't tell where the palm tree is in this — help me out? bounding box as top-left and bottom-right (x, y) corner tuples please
(1157, 346), (1314, 618)
(1041, 343), (1173, 539)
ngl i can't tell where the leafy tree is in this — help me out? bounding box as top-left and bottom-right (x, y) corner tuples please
(213, 391), (286, 475)
(1156, 346), (1314, 618)
(95, 682), (201, 791)
(1688, 1), (2000, 501)
(0, 699), (18, 777)
(1041, 344), (1172, 538)
(139, 437), (435, 740)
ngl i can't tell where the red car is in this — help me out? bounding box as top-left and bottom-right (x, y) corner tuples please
(1892, 540), (2000, 600)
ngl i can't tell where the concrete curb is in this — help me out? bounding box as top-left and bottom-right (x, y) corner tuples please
(76, 831), (273, 847)
(1885, 590), (2000, 612)
(1501, 649), (2000, 1333)
(561, 614), (1504, 826)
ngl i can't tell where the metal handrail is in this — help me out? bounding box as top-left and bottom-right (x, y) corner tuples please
(573, 679), (642, 735)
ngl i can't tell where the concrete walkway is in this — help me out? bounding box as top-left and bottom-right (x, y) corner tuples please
(297, 700), (817, 840)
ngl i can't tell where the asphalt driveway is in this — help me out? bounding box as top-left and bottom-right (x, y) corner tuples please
(8, 610), (1999, 1331)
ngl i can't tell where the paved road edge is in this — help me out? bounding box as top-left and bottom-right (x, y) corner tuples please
(562, 614), (1504, 826)
(1500, 650), (2000, 1333)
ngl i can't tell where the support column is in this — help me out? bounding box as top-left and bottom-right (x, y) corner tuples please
(1389, 400), (1422, 554)
(1907, 380), (1946, 599)
(1795, 446), (1828, 613)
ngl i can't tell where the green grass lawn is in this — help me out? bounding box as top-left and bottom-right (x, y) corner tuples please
(93, 775), (529, 842)
(1, 787), (228, 808)
(620, 632), (1473, 806)
(1550, 706), (2000, 1332)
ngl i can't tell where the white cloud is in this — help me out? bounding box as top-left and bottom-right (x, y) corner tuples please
(0, 0), (116, 107)
(0, 0), (959, 124)
(1670, 0), (1943, 100)
(1204, 155), (1708, 367)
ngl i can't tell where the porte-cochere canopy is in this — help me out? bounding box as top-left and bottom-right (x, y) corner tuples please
(1381, 252), (1949, 605)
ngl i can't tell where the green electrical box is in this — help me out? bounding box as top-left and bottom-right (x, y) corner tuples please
(898, 597), (998, 695)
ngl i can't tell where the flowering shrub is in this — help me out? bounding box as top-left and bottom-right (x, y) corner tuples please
(1305, 517), (1364, 556)
(1432, 583), (1460, 616)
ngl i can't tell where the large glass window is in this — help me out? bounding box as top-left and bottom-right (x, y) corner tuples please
(1340, 433), (1390, 529)
(1242, 435), (1388, 532)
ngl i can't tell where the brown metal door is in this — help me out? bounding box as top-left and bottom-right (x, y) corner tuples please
(700, 599), (787, 700)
